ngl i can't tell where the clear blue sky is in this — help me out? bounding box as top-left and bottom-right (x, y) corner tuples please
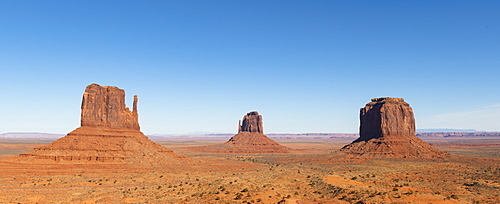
(1, 1), (499, 134)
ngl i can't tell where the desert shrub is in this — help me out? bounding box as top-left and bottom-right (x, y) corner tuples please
(403, 191), (413, 195)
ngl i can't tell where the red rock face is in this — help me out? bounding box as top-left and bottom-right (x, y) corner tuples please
(13, 84), (185, 165)
(357, 97), (415, 142)
(341, 97), (447, 158)
(239, 111), (263, 133)
(81, 84), (139, 130)
(194, 111), (288, 153)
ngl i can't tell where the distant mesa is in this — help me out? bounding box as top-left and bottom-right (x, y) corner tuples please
(0, 132), (64, 139)
(340, 97), (447, 158)
(417, 128), (478, 133)
(194, 111), (289, 153)
(10, 83), (185, 165)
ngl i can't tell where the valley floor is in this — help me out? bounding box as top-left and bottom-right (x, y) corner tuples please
(0, 138), (498, 204)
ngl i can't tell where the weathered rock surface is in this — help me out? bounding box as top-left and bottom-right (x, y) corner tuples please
(239, 111), (263, 133)
(194, 111), (289, 153)
(81, 84), (139, 130)
(12, 84), (185, 165)
(341, 97), (447, 158)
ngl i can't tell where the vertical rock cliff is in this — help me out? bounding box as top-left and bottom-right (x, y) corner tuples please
(341, 97), (447, 158)
(15, 84), (185, 165)
(81, 84), (139, 130)
(194, 111), (288, 153)
(239, 111), (263, 133)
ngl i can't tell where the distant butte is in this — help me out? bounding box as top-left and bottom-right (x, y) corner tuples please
(195, 111), (289, 153)
(340, 97), (447, 158)
(11, 84), (185, 165)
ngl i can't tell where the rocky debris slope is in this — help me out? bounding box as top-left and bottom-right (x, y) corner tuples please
(341, 97), (447, 158)
(195, 111), (289, 153)
(11, 84), (185, 165)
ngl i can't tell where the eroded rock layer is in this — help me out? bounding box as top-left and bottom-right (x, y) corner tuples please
(239, 111), (263, 133)
(341, 97), (447, 158)
(13, 84), (185, 165)
(81, 84), (139, 130)
(18, 127), (184, 164)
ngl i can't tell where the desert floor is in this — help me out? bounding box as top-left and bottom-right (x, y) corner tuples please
(0, 138), (498, 204)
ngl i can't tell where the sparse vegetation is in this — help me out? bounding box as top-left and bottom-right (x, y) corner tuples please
(0, 138), (498, 203)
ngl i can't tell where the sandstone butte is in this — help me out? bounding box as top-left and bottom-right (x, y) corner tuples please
(195, 111), (289, 153)
(9, 84), (185, 165)
(340, 97), (448, 158)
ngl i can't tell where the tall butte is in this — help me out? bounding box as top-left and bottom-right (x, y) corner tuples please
(14, 84), (185, 165)
(196, 111), (289, 153)
(340, 97), (447, 158)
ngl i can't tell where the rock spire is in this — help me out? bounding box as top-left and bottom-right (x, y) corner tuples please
(238, 111), (263, 133)
(193, 111), (289, 153)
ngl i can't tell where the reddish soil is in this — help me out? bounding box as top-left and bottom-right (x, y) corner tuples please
(1, 138), (498, 204)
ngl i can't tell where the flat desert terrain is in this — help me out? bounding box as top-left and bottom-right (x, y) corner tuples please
(0, 137), (499, 204)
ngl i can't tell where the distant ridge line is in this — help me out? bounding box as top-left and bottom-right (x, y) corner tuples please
(2, 132), (500, 139)
(417, 128), (478, 132)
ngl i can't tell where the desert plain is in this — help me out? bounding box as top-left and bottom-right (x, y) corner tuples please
(0, 86), (498, 204)
(0, 136), (499, 204)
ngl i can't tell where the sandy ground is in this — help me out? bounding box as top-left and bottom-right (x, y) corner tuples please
(0, 138), (498, 204)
